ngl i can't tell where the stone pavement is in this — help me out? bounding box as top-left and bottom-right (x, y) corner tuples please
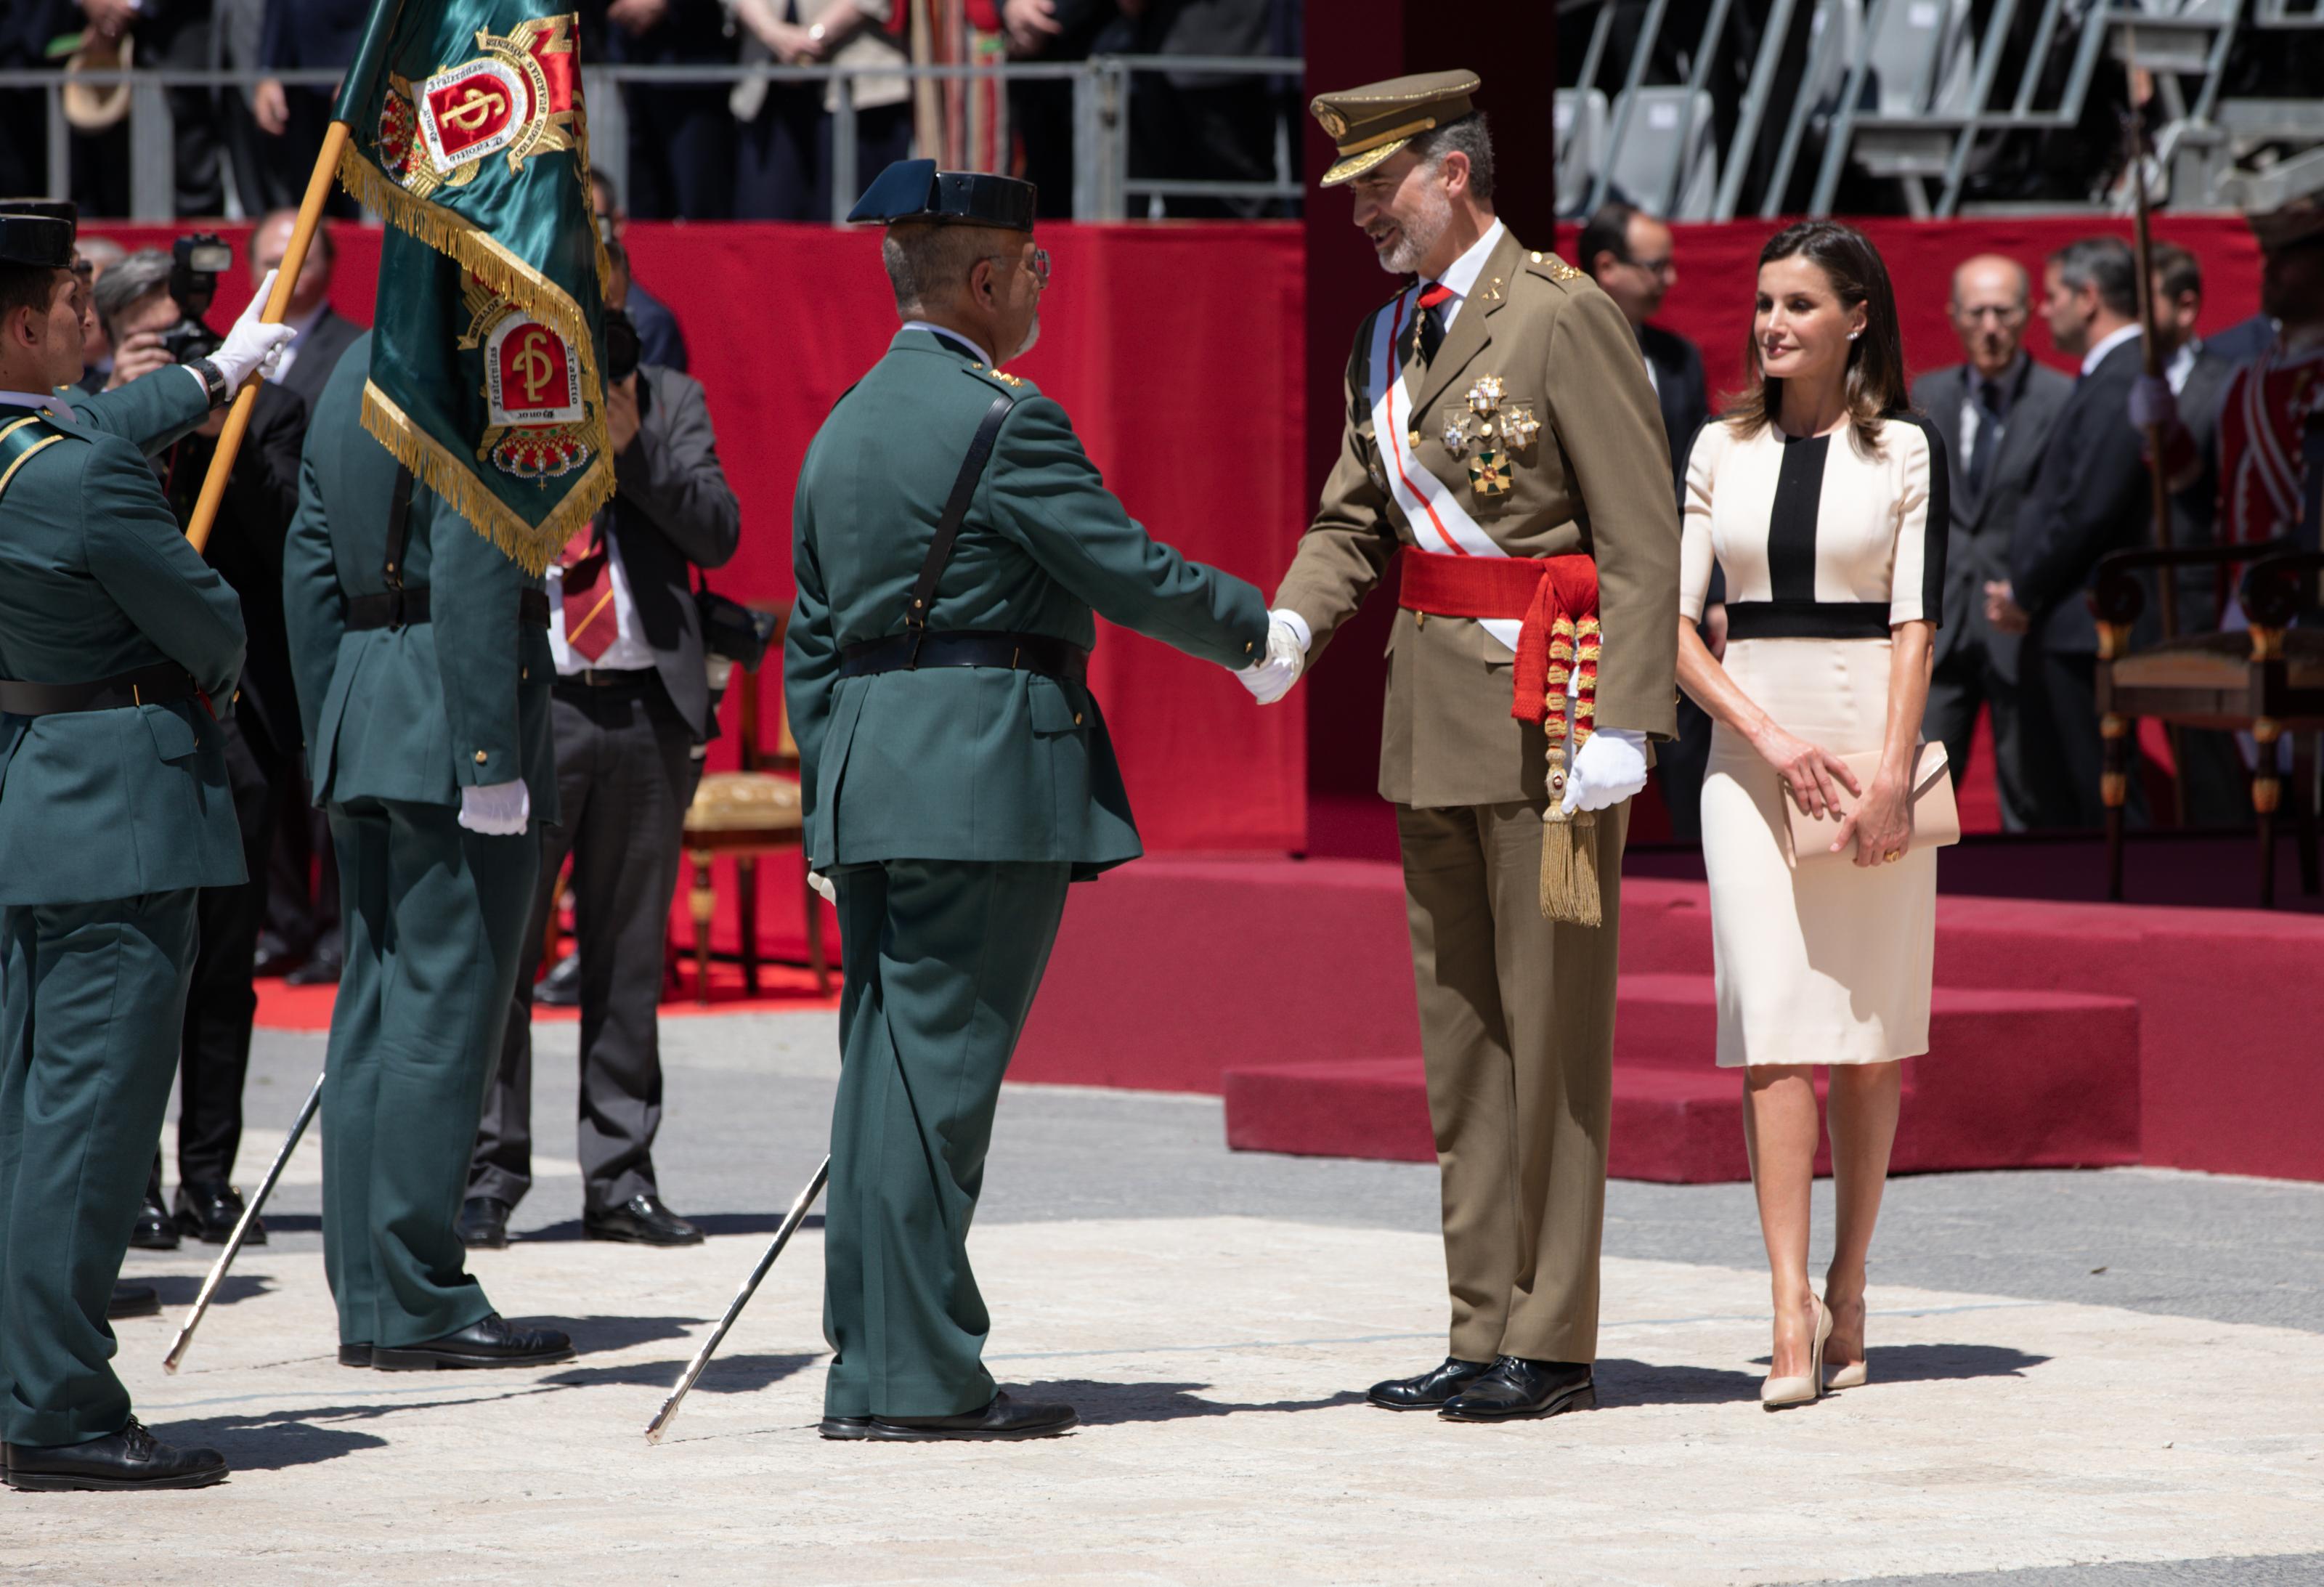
(8, 1012), (2321, 1585)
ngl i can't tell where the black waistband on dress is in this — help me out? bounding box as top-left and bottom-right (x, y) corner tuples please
(1722, 601), (1894, 641)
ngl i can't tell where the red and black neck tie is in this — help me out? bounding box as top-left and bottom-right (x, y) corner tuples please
(560, 520), (616, 663)
(1416, 281), (1456, 366)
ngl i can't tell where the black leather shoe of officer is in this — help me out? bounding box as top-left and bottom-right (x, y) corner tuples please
(816, 1416), (871, 1440)
(251, 942), (303, 978)
(1438, 1356), (1596, 1421)
(174, 1180), (261, 1246)
(532, 949), (582, 1008)
(863, 1391), (1078, 1441)
(107, 1281), (160, 1320)
(285, 951), (341, 986)
(583, 1194), (703, 1246)
(1368, 1355), (1494, 1411)
(458, 1196), (511, 1249)
(4, 1418), (227, 1491)
(130, 1190), (179, 1251)
(338, 1343), (375, 1368)
(371, 1312), (574, 1371)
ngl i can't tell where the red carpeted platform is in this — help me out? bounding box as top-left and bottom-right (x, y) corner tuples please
(1012, 859), (2324, 1184)
(253, 958), (838, 1033)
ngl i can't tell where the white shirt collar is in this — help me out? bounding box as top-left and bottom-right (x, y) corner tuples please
(1423, 218), (1506, 308)
(2081, 321), (2142, 378)
(2163, 338), (2196, 394)
(901, 320), (994, 368)
(0, 388), (75, 423)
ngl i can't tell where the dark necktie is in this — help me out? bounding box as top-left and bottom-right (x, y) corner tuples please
(1964, 378), (2003, 500)
(560, 520), (617, 662)
(1416, 282), (1455, 366)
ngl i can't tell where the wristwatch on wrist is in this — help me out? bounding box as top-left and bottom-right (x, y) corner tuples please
(188, 357), (229, 408)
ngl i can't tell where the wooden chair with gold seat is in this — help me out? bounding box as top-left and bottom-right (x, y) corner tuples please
(680, 605), (830, 1004)
(2094, 542), (2324, 906)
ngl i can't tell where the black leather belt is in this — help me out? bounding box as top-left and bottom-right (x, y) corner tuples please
(0, 661), (199, 716)
(838, 631), (1087, 686)
(345, 587), (553, 631)
(555, 667), (658, 690)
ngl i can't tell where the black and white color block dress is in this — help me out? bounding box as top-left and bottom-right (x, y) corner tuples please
(1679, 414), (1948, 1068)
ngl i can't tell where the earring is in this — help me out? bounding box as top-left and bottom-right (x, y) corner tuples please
(1848, 330), (1861, 341)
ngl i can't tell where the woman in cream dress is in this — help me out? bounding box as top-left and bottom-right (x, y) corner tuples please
(1675, 222), (1945, 1410)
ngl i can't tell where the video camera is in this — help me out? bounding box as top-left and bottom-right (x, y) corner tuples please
(158, 232), (232, 365)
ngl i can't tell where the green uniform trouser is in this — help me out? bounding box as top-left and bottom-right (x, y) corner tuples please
(823, 859), (1073, 1420)
(0, 890), (198, 1448)
(322, 797), (537, 1349)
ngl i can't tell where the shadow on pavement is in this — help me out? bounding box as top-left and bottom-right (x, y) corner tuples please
(1742, 1343), (2051, 1383)
(137, 1273), (272, 1309)
(1596, 1357), (1766, 1405)
(1023, 1380), (1367, 1423)
(543, 1352), (821, 1394)
(532, 1314), (702, 1353)
(516, 1213), (825, 1242)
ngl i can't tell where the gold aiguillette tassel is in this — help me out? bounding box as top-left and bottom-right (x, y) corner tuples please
(1539, 709), (1603, 930)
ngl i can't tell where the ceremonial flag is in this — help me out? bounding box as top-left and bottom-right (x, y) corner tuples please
(333, 0), (612, 573)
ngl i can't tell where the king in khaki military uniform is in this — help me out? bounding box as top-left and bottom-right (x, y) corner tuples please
(787, 161), (1274, 1442)
(1240, 75), (1683, 1421)
(282, 334), (574, 1373)
(0, 199), (296, 1490)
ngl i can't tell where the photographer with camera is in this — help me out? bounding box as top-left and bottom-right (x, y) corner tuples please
(95, 239), (309, 1251)
(460, 302), (742, 1251)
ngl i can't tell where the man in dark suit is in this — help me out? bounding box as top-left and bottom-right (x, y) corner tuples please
(1579, 200), (1713, 836)
(1914, 254), (2072, 831)
(255, 0), (367, 219)
(461, 310), (741, 1250)
(590, 172), (688, 373)
(1997, 236), (2154, 829)
(251, 214), (362, 415)
(605, 0), (736, 220)
(1125, 0), (1279, 219)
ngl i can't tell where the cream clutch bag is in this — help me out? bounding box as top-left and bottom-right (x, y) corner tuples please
(1785, 743), (1959, 865)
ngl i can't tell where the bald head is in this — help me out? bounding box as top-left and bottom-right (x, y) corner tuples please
(1948, 253), (2031, 380)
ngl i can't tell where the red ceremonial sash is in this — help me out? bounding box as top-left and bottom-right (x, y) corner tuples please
(1397, 547), (1601, 734)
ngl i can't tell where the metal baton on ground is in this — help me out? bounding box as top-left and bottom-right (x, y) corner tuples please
(162, 1071), (325, 1373)
(645, 1154), (830, 1445)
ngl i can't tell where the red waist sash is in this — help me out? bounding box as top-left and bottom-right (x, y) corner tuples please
(1396, 547), (1601, 732)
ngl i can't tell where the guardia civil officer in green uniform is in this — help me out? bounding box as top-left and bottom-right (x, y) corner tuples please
(282, 334), (573, 1373)
(789, 162), (1274, 1442)
(0, 199), (296, 1492)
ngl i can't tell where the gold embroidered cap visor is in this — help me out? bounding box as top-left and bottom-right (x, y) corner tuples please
(1312, 70), (1481, 187)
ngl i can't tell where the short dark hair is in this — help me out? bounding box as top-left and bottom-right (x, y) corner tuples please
(2051, 235), (2140, 320)
(1407, 111), (1495, 203)
(1577, 202), (1641, 281)
(2151, 240), (2201, 304)
(0, 264), (62, 331)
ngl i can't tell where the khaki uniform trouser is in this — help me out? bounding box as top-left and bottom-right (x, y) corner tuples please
(1396, 797), (1628, 1366)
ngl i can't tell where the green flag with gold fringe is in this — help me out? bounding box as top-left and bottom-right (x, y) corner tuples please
(333, 0), (612, 574)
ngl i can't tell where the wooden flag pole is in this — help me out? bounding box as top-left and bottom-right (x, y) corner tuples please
(183, 120), (351, 556)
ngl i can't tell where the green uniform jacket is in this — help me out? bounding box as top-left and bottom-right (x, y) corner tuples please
(0, 372), (247, 907)
(786, 328), (1269, 875)
(282, 334), (556, 818)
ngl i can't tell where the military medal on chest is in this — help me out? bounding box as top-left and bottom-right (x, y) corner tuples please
(1439, 372), (1541, 501)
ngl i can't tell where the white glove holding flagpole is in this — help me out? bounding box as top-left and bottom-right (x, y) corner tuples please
(458, 779), (531, 836)
(208, 269), (298, 391)
(1238, 609), (1309, 705)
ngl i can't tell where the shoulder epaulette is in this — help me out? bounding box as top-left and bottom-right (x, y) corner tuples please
(1523, 249), (1589, 285)
(0, 410), (73, 506)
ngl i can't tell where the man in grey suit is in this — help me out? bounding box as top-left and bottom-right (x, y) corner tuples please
(1914, 254), (2072, 832)
(461, 309), (742, 1250)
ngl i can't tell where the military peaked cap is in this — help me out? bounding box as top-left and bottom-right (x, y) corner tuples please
(848, 160), (1037, 232)
(0, 199), (77, 269)
(2250, 198), (2324, 253)
(1310, 70), (1482, 187)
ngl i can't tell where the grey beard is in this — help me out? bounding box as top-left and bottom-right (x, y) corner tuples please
(1379, 196), (1451, 276)
(1009, 314), (1041, 362)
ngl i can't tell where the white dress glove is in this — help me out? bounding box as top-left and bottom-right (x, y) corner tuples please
(808, 870), (836, 904)
(2127, 373), (2178, 434)
(1563, 728), (1649, 816)
(207, 269), (299, 391)
(1237, 609), (1310, 705)
(457, 778), (531, 836)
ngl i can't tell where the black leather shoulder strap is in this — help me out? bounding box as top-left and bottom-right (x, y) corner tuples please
(383, 466), (415, 590)
(904, 393), (1013, 648)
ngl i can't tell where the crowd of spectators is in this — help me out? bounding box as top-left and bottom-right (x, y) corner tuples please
(0, 0), (1301, 224)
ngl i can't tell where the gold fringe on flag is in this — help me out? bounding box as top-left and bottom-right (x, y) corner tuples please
(361, 382), (605, 577)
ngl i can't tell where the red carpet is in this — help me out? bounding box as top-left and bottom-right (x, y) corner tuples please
(1012, 858), (2324, 1185)
(253, 958), (839, 1033)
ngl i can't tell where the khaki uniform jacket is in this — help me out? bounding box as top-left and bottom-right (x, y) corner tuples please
(1275, 229), (1681, 809)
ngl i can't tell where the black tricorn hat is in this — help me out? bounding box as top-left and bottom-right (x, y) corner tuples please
(0, 199), (77, 269)
(847, 159), (1036, 232)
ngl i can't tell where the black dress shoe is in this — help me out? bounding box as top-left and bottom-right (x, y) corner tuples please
(458, 1196), (511, 1249)
(1438, 1356), (1596, 1421)
(862, 1391), (1078, 1441)
(130, 1193), (179, 1251)
(583, 1194), (702, 1246)
(338, 1344), (374, 1368)
(107, 1282), (160, 1320)
(174, 1180), (262, 1246)
(372, 1312), (574, 1371)
(4, 1418), (227, 1491)
(251, 945), (304, 979)
(1368, 1355), (1495, 1411)
(285, 953), (341, 986)
(533, 950), (582, 1008)
(816, 1416), (871, 1441)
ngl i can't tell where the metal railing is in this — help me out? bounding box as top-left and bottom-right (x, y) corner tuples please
(0, 54), (1304, 224)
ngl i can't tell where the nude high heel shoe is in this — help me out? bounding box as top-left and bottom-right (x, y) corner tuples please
(1760, 1293), (1832, 1411)
(1825, 1292), (1867, 1390)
